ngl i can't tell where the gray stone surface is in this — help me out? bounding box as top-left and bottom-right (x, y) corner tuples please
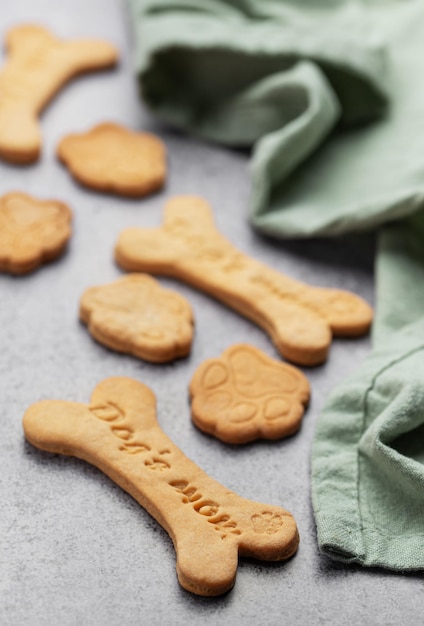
(1, 1), (422, 624)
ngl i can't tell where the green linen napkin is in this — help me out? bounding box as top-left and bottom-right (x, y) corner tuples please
(313, 211), (424, 569)
(127, 0), (424, 238)
(129, 0), (424, 569)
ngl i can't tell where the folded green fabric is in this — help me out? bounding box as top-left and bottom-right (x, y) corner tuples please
(313, 211), (424, 569)
(129, 0), (392, 237)
(129, 0), (424, 570)
(128, 0), (424, 238)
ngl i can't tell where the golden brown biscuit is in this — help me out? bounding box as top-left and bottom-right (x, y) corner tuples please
(115, 196), (373, 366)
(0, 191), (72, 274)
(57, 123), (166, 197)
(0, 24), (118, 164)
(23, 377), (299, 596)
(190, 344), (310, 444)
(80, 274), (193, 362)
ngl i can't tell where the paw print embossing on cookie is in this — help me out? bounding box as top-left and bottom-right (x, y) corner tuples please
(0, 192), (72, 274)
(189, 344), (310, 444)
(251, 511), (284, 535)
(58, 122), (166, 197)
(80, 274), (193, 363)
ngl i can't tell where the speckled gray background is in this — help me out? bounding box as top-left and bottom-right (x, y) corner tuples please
(1, 1), (422, 624)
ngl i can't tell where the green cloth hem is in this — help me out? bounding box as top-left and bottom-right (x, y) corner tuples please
(312, 321), (424, 570)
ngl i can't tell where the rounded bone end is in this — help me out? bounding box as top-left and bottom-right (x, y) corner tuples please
(176, 545), (238, 597)
(328, 295), (373, 336)
(311, 288), (374, 336)
(238, 509), (300, 563)
(271, 317), (331, 366)
(0, 111), (41, 164)
(22, 400), (81, 455)
(67, 39), (119, 70)
(114, 227), (177, 273)
(23, 401), (61, 452)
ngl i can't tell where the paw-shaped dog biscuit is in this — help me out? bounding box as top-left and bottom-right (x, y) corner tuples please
(23, 377), (299, 596)
(58, 123), (166, 197)
(0, 25), (118, 164)
(190, 344), (310, 443)
(115, 196), (374, 365)
(80, 274), (193, 362)
(0, 192), (72, 274)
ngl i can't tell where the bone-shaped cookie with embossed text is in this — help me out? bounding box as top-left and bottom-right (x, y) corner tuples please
(0, 24), (118, 163)
(23, 377), (299, 596)
(115, 197), (373, 365)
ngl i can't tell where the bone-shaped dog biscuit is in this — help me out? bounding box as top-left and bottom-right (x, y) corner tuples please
(0, 24), (118, 163)
(115, 196), (373, 365)
(23, 377), (299, 596)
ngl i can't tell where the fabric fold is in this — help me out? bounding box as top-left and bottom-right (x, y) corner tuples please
(129, 1), (424, 238)
(129, 0), (390, 236)
(313, 328), (424, 570)
(312, 211), (424, 570)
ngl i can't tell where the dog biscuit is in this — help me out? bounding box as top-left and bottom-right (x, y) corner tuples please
(115, 196), (373, 365)
(80, 274), (193, 362)
(0, 191), (72, 274)
(0, 24), (118, 164)
(23, 377), (299, 596)
(58, 122), (166, 197)
(190, 344), (310, 444)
